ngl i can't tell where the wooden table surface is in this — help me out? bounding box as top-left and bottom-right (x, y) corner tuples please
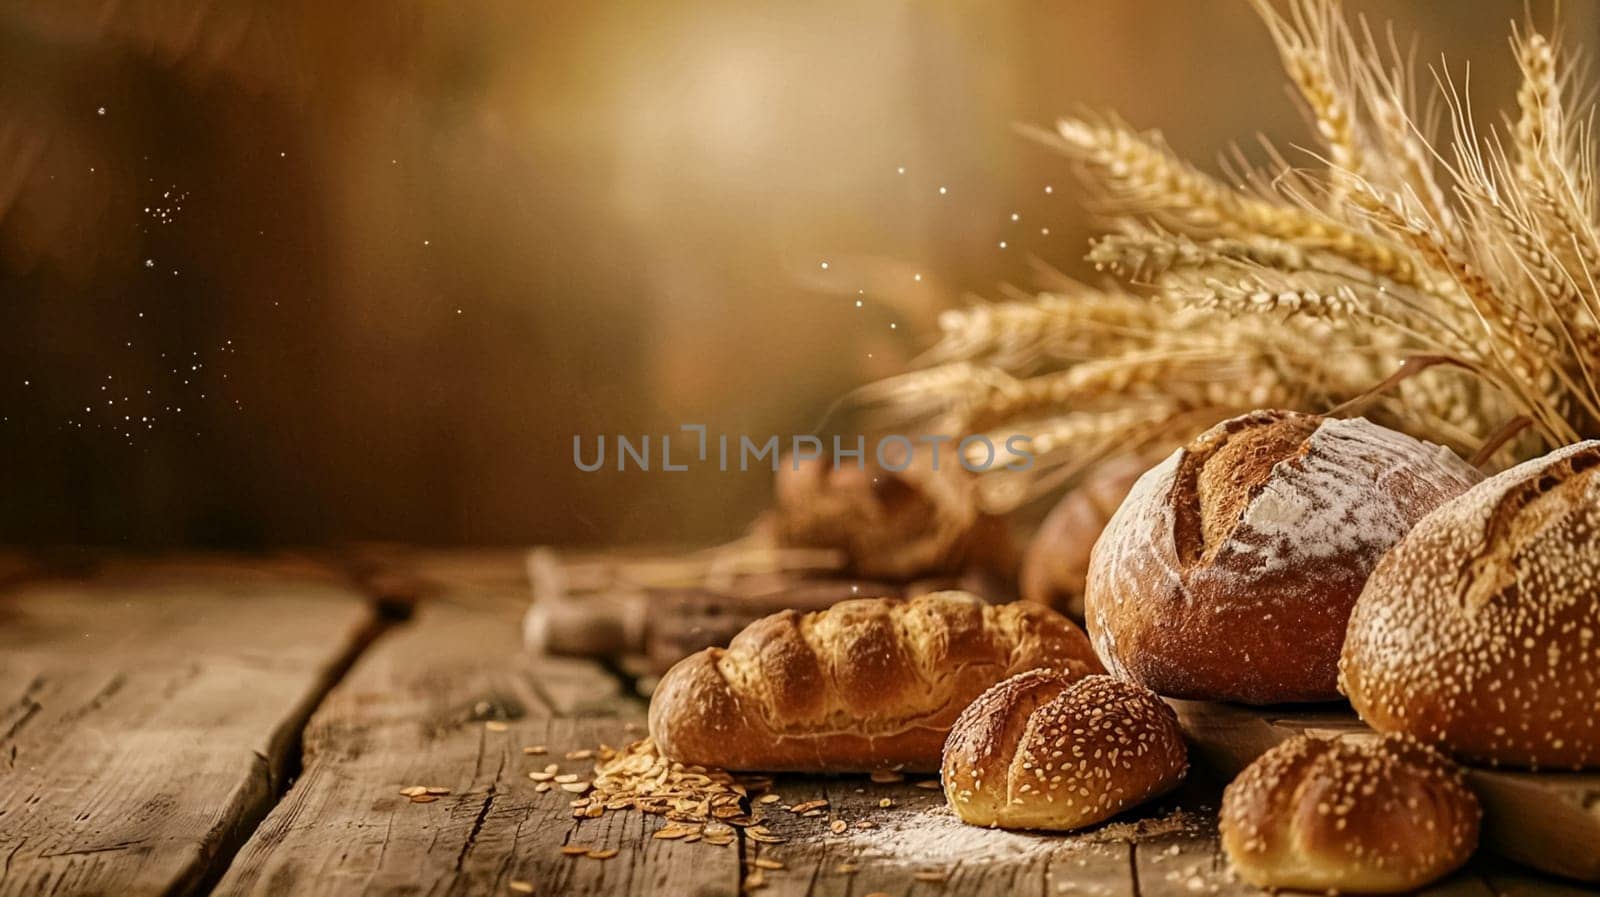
(0, 550), (1594, 897)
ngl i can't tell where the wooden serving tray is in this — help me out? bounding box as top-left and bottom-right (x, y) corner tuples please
(1167, 699), (1600, 883)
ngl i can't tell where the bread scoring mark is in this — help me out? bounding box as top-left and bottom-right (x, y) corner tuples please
(1171, 409), (1320, 568)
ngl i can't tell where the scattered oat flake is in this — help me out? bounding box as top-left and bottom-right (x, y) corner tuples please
(915, 870), (949, 882)
(878, 798), (893, 808)
(758, 794), (782, 804)
(586, 849), (618, 860)
(753, 857), (784, 870)
(509, 881), (535, 894)
(790, 799), (828, 813)
(399, 786), (427, 797)
(836, 862), (858, 874)
(561, 782), (591, 794)
(744, 871), (766, 890)
(529, 772), (555, 782)
(566, 749), (595, 760)
(915, 780), (942, 790)
(560, 845), (589, 856)
(853, 820), (876, 830)
(534, 782), (551, 793)
(523, 746), (547, 755)
(424, 787), (451, 795)
(485, 721), (509, 732)
(409, 795), (438, 804)
(554, 773), (579, 783)
(830, 820), (847, 834)
(869, 770), (904, 784)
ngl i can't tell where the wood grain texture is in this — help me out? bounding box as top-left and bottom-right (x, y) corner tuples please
(1168, 700), (1600, 886)
(211, 598), (735, 897)
(0, 559), (376, 897)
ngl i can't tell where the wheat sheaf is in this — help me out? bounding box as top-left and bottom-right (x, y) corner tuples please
(861, 0), (1600, 514)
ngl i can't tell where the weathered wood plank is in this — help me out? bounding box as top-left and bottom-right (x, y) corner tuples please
(0, 560), (376, 897)
(212, 599), (739, 897)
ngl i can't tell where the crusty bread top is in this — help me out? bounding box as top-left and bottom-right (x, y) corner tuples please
(1340, 440), (1600, 767)
(713, 591), (1100, 738)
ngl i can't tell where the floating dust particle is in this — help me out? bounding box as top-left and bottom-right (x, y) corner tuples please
(509, 881), (534, 894)
(914, 780), (941, 790)
(869, 770), (905, 784)
(485, 721), (509, 732)
(523, 746), (547, 755)
(753, 858), (784, 870)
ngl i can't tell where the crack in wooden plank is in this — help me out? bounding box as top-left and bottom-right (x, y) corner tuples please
(181, 601), (398, 897)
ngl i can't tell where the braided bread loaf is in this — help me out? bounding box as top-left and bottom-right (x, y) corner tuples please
(647, 591), (1102, 772)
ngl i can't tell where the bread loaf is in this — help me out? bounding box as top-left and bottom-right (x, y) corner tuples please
(942, 671), (1186, 830)
(1220, 734), (1480, 893)
(1341, 440), (1600, 769)
(648, 591), (1101, 772)
(1020, 454), (1149, 619)
(1086, 410), (1481, 704)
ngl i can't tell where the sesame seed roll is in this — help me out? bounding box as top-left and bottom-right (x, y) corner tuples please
(941, 671), (1187, 830)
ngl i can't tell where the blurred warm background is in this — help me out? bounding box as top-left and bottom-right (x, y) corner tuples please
(0, 0), (1590, 548)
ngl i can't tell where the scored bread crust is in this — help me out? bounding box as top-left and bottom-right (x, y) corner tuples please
(1086, 410), (1481, 704)
(647, 591), (1103, 772)
(941, 671), (1187, 830)
(1220, 733), (1480, 893)
(1341, 440), (1600, 769)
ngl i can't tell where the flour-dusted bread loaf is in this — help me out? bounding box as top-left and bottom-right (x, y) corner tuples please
(1341, 441), (1600, 769)
(1220, 734), (1480, 893)
(1086, 410), (1481, 704)
(942, 671), (1186, 830)
(648, 591), (1102, 772)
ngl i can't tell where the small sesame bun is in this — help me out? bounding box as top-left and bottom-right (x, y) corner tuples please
(1087, 411), (1480, 704)
(1341, 441), (1600, 769)
(941, 671), (1187, 831)
(1220, 734), (1480, 894)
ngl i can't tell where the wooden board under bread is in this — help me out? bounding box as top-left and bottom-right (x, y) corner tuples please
(1166, 699), (1600, 884)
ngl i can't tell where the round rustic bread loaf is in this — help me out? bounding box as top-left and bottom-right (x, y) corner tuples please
(1220, 733), (1480, 893)
(1085, 410), (1481, 704)
(1341, 440), (1600, 769)
(1020, 454), (1150, 620)
(941, 671), (1187, 830)
(648, 591), (1102, 772)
